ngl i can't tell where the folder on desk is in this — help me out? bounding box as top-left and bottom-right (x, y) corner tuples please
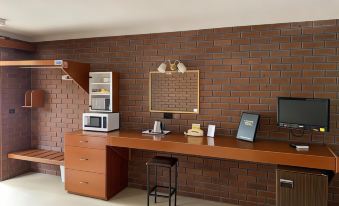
(236, 113), (260, 142)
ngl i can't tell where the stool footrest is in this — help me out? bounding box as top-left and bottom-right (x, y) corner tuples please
(148, 185), (176, 198)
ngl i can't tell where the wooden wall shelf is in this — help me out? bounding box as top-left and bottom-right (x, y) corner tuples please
(0, 60), (90, 93)
(22, 90), (44, 108)
(0, 38), (36, 52)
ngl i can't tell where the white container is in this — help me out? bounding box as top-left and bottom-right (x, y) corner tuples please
(60, 165), (65, 183)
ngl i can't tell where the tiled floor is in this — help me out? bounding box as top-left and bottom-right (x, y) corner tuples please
(0, 173), (235, 206)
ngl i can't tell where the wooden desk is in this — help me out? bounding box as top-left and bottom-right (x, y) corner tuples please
(64, 130), (339, 200)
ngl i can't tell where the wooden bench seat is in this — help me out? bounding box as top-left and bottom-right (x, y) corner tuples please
(8, 149), (64, 166)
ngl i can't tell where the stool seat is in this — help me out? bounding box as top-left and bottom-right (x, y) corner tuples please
(146, 156), (178, 167)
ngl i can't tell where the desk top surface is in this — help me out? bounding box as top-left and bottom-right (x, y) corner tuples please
(67, 130), (339, 173)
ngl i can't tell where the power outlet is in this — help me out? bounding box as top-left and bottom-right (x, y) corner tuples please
(9, 109), (15, 114)
(164, 113), (173, 119)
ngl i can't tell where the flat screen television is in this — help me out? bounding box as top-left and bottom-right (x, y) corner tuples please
(277, 97), (330, 132)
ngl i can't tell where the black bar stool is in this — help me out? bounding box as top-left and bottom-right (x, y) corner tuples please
(146, 156), (178, 206)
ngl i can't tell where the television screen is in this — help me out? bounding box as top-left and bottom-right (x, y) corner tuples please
(277, 97), (330, 132)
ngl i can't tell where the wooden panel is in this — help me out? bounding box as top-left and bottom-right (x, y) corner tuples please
(25, 150), (52, 158)
(65, 169), (106, 199)
(0, 38), (36, 52)
(107, 131), (337, 172)
(328, 146), (339, 173)
(65, 146), (106, 173)
(276, 168), (328, 206)
(22, 90), (44, 108)
(305, 173), (328, 206)
(65, 130), (338, 172)
(276, 169), (305, 206)
(41, 152), (64, 160)
(10, 149), (40, 156)
(112, 72), (119, 113)
(106, 147), (128, 199)
(0, 60), (58, 67)
(30, 90), (44, 107)
(62, 61), (90, 93)
(65, 133), (107, 150)
(8, 149), (64, 165)
(23, 90), (32, 107)
(20, 150), (49, 157)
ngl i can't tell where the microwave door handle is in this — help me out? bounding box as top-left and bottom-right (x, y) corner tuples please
(83, 116), (89, 126)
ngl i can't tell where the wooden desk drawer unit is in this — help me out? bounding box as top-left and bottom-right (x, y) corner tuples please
(64, 132), (128, 200)
(66, 169), (106, 199)
(65, 146), (106, 173)
(276, 167), (328, 206)
(65, 134), (107, 150)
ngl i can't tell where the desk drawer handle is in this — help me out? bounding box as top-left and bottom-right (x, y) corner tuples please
(280, 179), (294, 189)
(79, 158), (88, 161)
(79, 181), (88, 184)
(79, 140), (88, 143)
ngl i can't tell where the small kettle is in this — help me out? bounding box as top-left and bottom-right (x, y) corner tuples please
(153, 121), (163, 133)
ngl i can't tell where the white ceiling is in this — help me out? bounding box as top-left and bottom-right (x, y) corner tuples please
(1, 0), (339, 42)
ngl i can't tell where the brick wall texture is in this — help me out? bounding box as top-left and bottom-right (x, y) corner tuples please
(0, 48), (32, 180)
(1, 19), (339, 205)
(151, 71), (198, 112)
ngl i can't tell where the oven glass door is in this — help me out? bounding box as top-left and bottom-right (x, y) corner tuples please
(85, 116), (102, 128)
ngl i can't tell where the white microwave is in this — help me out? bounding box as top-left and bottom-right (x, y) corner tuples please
(83, 113), (119, 132)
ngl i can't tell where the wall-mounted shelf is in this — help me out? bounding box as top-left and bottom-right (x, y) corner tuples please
(22, 90), (44, 108)
(0, 60), (90, 93)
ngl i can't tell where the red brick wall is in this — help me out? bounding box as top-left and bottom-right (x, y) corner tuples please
(0, 48), (32, 180)
(151, 71), (199, 112)
(32, 19), (339, 205)
(129, 150), (276, 205)
(30, 68), (88, 174)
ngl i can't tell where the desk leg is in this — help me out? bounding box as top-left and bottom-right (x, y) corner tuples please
(129, 148), (132, 161)
(106, 147), (129, 199)
(147, 164), (150, 206)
